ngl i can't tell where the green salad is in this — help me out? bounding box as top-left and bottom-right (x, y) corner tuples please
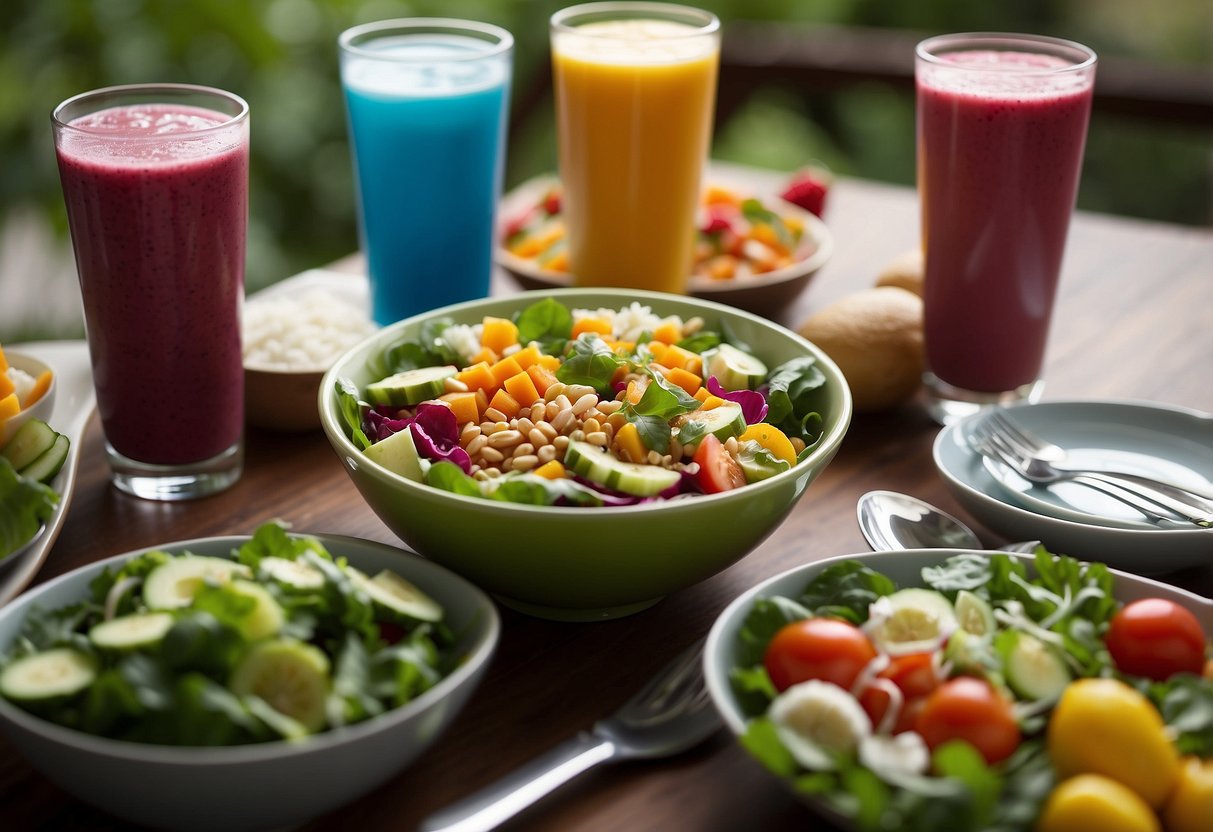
(0, 522), (456, 746)
(730, 551), (1213, 832)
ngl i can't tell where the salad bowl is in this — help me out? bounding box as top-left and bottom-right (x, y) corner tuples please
(320, 288), (852, 621)
(704, 548), (1213, 831)
(1, 349), (57, 448)
(0, 531), (499, 832)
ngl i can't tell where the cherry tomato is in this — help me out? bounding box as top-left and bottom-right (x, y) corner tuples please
(1106, 598), (1207, 681)
(763, 617), (877, 693)
(858, 653), (941, 733)
(915, 677), (1021, 765)
(693, 434), (746, 494)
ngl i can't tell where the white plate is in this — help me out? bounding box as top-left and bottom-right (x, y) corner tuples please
(934, 399), (1213, 574)
(0, 340), (95, 604)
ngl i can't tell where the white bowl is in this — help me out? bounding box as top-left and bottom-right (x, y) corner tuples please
(703, 548), (1213, 830)
(0, 533), (500, 832)
(1, 351), (57, 448)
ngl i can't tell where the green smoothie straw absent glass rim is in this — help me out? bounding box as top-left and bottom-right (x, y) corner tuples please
(915, 33), (1096, 427)
(52, 83), (250, 501)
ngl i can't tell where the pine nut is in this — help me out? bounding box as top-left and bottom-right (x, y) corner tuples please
(565, 384), (596, 401)
(530, 403), (546, 422)
(473, 469), (489, 481)
(791, 437), (807, 453)
(459, 424), (481, 447)
(683, 316), (704, 336)
(513, 442), (535, 458)
(607, 412), (628, 431)
(528, 428), (548, 447)
(570, 429), (586, 442)
(554, 394), (572, 411)
(481, 421), (502, 435)
(670, 438), (684, 460)
(484, 408), (508, 424)
(444, 376), (469, 393)
(488, 429), (523, 449)
(544, 382), (566, 402)
(466, 435), (489, 456)
(551, 408), (575, 433)
(724, 436), (739, 454)
(582, 417), (601, 434)
(647, 450), (663, 465)
(553, 435), (571, 451)
(596, 399), (622, 414)
(501, 457), (515, 472)
(515, 417), (535, 435)
(537, 445), (558, 463)
(586, 431), (608, 446)
(480, 446), (504, 464)
(512, 454), (539, 471)
(545, 401), (561, 420)
(537, 421), (559, 440)
(571, 393), (597, 416)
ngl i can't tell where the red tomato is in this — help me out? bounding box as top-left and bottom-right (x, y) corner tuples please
(763, 617), (878, 693)
(1105, 598), (1207, 681)
(858, 653), (941, 733)
(915, 677), (1021, 765)
(693, 434), (746, 494)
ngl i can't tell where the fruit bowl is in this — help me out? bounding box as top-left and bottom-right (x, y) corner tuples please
(319, 288), (852, 621)
(1, 350), (57, 448)
(0, 532), (499, 832)
(496, 175), (833, 317)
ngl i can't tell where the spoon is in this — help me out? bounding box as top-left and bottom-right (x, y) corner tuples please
(857, 490), (1038, 553)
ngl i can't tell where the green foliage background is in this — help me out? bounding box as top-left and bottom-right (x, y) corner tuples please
(0, 0), (1208, 332)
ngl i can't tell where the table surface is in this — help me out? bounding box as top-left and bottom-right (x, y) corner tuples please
(2, 165), (1211, 831)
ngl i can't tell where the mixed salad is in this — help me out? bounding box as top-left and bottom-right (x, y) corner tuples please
(729, 550), (1213, 832)
(0, 522), (456, 746)
(336, 298), (831, 507)
(502, 182), (820, 282)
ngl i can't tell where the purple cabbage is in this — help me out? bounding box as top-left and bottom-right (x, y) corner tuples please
(706, 377), (769, 424)
(365, 402), (472, 474)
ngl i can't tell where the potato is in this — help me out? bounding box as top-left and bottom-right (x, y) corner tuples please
(875, 249), (924, 296)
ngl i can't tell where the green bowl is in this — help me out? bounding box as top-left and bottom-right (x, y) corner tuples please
(319, 288), (852, 621)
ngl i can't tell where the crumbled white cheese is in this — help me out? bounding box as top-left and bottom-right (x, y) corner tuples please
(243, 288), (377, 371)
(5, 367), (36, 402)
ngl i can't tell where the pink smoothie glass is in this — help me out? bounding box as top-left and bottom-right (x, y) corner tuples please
(52, 84), (249, 500)
(916, 34), (1096, 425)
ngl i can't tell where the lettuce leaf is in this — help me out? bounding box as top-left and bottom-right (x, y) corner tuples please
(762, 356), (828, 444)
(0, 456), (59, 561)
(556, 333), (626, 394)
(515, 297), (573, 353)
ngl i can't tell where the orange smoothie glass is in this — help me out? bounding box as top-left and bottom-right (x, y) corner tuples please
(550, 2), (720, 293)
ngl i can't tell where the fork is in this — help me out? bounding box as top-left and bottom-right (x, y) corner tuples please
(419, 638), (719, 832)
(984, 409), (1213, 503)
(970, 420), (1213, 528)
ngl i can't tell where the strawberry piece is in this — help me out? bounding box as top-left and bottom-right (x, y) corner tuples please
(780, 170), (830, 217)
(503, 207), (536, 239)
(542, 189), (561, 216)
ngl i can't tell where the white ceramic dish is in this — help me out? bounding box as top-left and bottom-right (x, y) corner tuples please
(0, 341), (95, 604)
(935, 399), (1213, 573)
(703, 548), (1213, 831)
(495, 172), (834, 317)
(0, 532), (500, 832)
(1, 351), (57, 447)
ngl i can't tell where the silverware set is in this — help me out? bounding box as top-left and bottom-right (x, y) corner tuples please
(968, 408), (1213, 528)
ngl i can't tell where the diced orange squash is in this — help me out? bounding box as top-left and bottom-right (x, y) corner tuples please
(503, 371), (541, 408)
(652, 321), (682, 345)
(481, 317), (519, 354)
(544, 250), (570, 272)
(750, 222), (789, 256)
(20, 370), (53, 409)
(475, 388), (490, 415)
(664, 366), (702, 396)
(571, 317), (612, 339)
(693, 386), (711, 403)
(645, 341), (668, 363)
(470, 346), (498, 366)
(525, 364), (559, 396)
(511, 345), (541, 370)
(614, 422), (647, 463)
(604, 340), (636, 355)
(456, 361), (497, 395)
(489, 356), (524, 387)
(700, 395), (727, 411)
(0, 392), (18, 422)
(625, 377), (649, 405)
(0, 370), (13, 400)
(703, 185), (739, 206)
(488, 388), (521, 419)
(0, 344), (8, 373)
(706, 255), (738, 281)
(533, 460), (566, 480)
(439, 391), (480, 426)
(610, 365), (629, 388)
(661, 344), (699, 373)
(537, 354), (561, 372)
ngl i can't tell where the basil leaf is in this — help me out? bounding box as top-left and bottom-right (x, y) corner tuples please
(516, 297), (573, 344)
(763, 356), (827, 443)
(633, 369), (701, 418)
(676, 331), (722, 353)
(796, 560), (896, 624)
(425, 461), (483, 498)
(630, 414), (672, 453)
(556, 334), (625, 394)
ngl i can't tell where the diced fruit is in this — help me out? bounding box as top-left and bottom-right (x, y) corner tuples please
(663, 367), (702, 396)
(526, 364), (558, 396)
(456, 361), (497, 395)
(144, 556), (252, 610)
(533, 460), (565, 480)
(366, 366), (458, 407)
(21, 370), (53, 409)
(571, 317), (612, 339)
(511, 345), (541, 370)
(469, 346), (498, 366)
(0, 393), (18, 422)
(613, 422), (647, 464)
(90, 612), (175, 651)
(781, 168), (830, 217)
(489, 388), (521, 419)
(481, 317), (519, 354)
(0, 648), (96, 702)
(229, 639), (330, 733)
(652, 321), (682, 345)
(738, 423), (797, 467)
(488, 356), (524, 387)
(564, 439), (680, 497)
(503, 371), (540, 408)
(438, 391), (480, 426)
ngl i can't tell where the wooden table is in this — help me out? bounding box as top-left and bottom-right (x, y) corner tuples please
(3, 168), (1211, 831)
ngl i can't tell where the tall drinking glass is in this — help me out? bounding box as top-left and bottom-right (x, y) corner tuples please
(551, 2), (720, 294)
(916, 33), (1096, 424)
(339, 18), (513, 326)
(52, 84), (248, 500)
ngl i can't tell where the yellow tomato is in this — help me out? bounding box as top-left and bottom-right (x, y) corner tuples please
(1164, 757), (1213, 832)
(738, 423), (797, 467)
(1047, 678), (1179, 808)
(1036, 774), (1160, 832)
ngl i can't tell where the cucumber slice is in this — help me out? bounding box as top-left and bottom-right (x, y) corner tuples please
(563, 439), (681, 497)
(349, 567), (444, 622)
(871, 587), (957, 653)
(366, 366), (457, 407)
(673, 401), (747, 445)
(943, 628), (997, 675)
(19, 434), (70, 484)
(229, 639), (330, 733)
(736, 438), (792, 483)
(364, 425), (425, 482)
(2, 418), (58, 471)
(90, 612), (175, 651)
(704, 344), (768, 391)
(260, 556), (326, 591)
(0, 648), (96, 702)
(228, 580), (285, 640)
(954, 590), (995, 638)
(143, 556), (252, 610)
(1000, 631), (1070, 700)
